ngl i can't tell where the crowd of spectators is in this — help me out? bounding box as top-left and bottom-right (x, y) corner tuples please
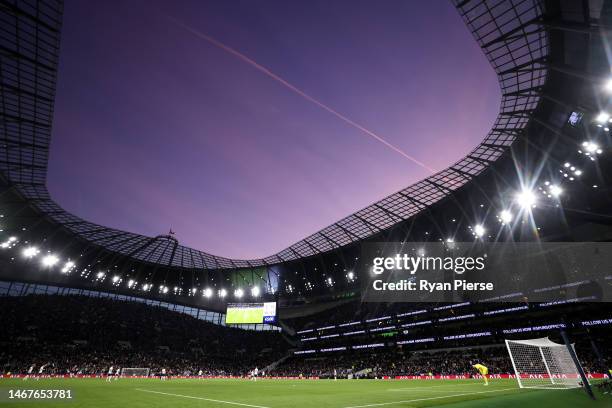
(0, 295), (285, 376)
(1, 295), (609, 379)
(274, 345), (610, 378)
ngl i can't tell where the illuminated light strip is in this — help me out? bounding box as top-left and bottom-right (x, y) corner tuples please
(483, 306), (529, 315)
(534, 280), (590, 293)
(539, 296), (596, 307)
(320, 347), (346, 352)
(480, 292), (523, 301)
(344, 330), (366, 336)
(370, 326), (396, 332)
(433, 302), (470, 311)
(318, 325), (336, 331)
(502, 323), (566, 334)
(320, 333), (340, 339)
(297, 329), (314, 334)
(339, 321), (361, 327)
(581, 319), (612, 326)
(397, 310), (427, 317)
(353, 343), (385, 349)
(443, 331), (491, 340)
(366, 316), (391, 323)
(438, 314), (475, 322)
(400, 320), (432, 328)
(301, 337), (317, 341)
(397, 338), (435, 345)
(294, 350), (315, 355)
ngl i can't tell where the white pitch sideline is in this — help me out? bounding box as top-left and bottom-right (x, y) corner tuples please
(134, 388), (272, 408)
(343, 387), (518, 408)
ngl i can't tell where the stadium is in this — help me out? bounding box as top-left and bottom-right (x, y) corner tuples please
(0, 0), (611, 407)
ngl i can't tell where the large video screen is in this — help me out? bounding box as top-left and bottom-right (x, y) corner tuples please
(226, 302), (277, 324)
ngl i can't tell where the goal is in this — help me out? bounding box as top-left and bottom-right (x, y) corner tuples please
(505, 337), (585, 389)
(121, 368), (150, 377)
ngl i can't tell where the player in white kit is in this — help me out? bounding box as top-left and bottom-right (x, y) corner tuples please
(106, 366), (114, 382)
(23, 364), (35, 380)
(114, 367), (121, 380)
(160, 368), (167, 380)
(36, 364), (47, 380)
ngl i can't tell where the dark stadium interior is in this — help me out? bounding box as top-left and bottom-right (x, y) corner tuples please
(1, 0), (612, 404)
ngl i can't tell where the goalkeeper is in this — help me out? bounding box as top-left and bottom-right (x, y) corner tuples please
(472, 363), (489, 386)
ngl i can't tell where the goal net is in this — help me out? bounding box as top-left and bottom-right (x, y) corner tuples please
(505, 337), (585, 389)
(121, 368), (150, 377)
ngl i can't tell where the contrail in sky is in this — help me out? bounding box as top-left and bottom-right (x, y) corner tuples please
(169, 18), (435, 173)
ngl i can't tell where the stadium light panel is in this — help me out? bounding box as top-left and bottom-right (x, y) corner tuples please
(605, 78), (612, 92)
(473, 224), (485, 238)
(219, 289), (227, 298)
(499, 210), (513, 224)
(61, 261), (75, 273)
(42, 254), (59, 267)
(347, 271), (355, 281)
(582, 141), (600, 154)
(96, 271), (105, 279)
(549, 185), (562, 197)
(516, 189), (536, 208)
(112, 275), (120, 283)
(596, 112), (610, 123)
(128, 279), (135, 288)
(203, 288), (213, 298)
(251, 286), (260, 297)
(23, 246), (39, 258)
(234, 288), (244, 298)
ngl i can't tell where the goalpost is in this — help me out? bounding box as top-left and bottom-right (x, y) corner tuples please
(505, 337), (586, 389)
(121, 368), (150, 377)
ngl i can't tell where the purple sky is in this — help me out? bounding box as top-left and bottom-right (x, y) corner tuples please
(48, 0), (500, 259)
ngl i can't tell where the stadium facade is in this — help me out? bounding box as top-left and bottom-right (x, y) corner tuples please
(0, 0), (611, 353)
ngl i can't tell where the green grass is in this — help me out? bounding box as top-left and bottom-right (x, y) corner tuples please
(0, 378), (608, 408)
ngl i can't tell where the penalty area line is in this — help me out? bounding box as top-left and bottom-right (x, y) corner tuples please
(342, 387), (518, 408)
(134, 388), (271, 408)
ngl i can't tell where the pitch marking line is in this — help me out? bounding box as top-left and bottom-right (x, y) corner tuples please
(343, 387), (518, 408)
(135, 388), (271, 408)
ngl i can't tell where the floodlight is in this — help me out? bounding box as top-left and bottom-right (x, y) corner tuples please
(516, 189), (536, 208)
(347, 271), (355, 280)
(219, 289), (227, 298)
(605, 78), (612, 92)
(128, 279), (135, 287)
(203, 288), (213, 298)
(234, 288), (244, 298)
(96, 271), (105, 279)
(549, 185), (562, 197)
(162, 286), (168, 294)
(499, 210), (513, 224)
(42, 254), (59, 267)
(23, 246), (39, 258)
(596, 112), (610, 124)
(61, 261), (75, 273)
(112, 275), (120, 283)
(191, 287), (197, 294)
(473, 224), (485, 238)
(251, 286), (260, 297)
(582, 141), (600, 153)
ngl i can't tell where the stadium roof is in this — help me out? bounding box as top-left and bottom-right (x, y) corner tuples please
(0, 0), (549, 269)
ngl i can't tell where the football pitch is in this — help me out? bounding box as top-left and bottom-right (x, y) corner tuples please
(0, 378), (609, 408)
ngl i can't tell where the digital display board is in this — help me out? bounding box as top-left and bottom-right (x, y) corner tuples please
(226, 302), (277, 324)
